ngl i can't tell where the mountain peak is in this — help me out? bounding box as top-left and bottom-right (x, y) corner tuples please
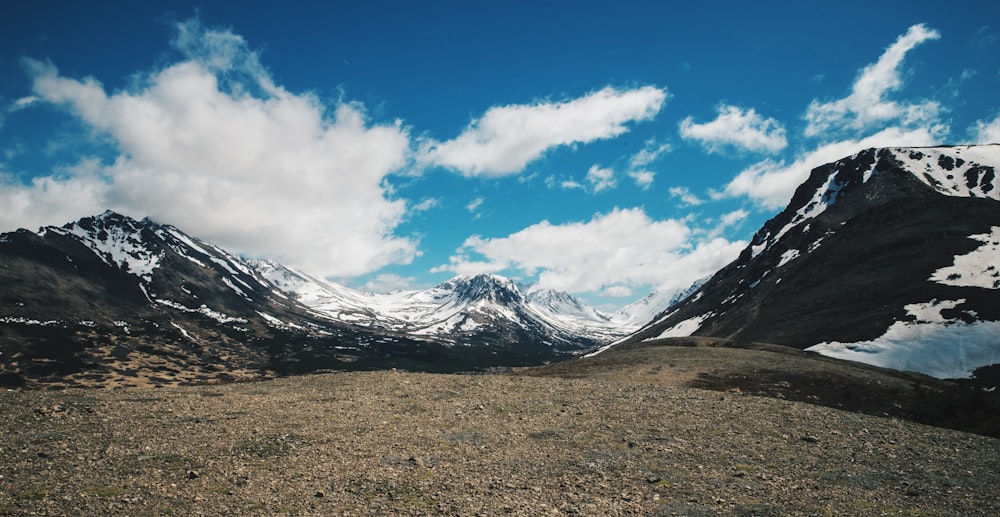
(442, 274), (524, 305)
(746, 145), (999, 261)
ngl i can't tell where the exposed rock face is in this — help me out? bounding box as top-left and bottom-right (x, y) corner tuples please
(615, 145), (1000, 380)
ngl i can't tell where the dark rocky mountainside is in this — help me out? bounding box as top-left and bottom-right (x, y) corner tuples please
(614, 145), (1000, 382)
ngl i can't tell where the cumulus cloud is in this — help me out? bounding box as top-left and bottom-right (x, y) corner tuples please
(804, 24), (942, 137)
(679, 104), (787, 154)
(972, 112), (1000, 143)
(719, 127), (940, 209)
(419, 86), (668, 177)
(3, 19), (416, 278)
(433, 207), (745, 295)
(0, 159), (110, 232)
(585, 165), (616, 192)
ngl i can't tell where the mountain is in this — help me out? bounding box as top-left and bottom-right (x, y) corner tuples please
(251, 261), (626, 350)
(609, 277), (709, 328)
(608, 145), (1000, 382)
(0, 212), (623, 387)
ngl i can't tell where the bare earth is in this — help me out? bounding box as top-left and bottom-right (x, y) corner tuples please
(2, 367), (999, 516)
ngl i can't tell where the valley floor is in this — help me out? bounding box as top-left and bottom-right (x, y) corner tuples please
(2, 370), (998, 516)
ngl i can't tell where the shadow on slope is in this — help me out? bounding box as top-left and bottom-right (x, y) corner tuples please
(520, 337), (1000, 439)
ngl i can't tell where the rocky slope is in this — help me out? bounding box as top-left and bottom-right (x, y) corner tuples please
(611, 145), (1000, 382)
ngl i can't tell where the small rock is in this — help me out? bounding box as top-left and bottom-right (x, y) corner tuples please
(801, 435), (820, 444)
(187, 470), (200, 480)
(314, 491), (324, 498)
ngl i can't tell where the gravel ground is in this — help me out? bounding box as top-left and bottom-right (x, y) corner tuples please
(2, 370), (999, 516)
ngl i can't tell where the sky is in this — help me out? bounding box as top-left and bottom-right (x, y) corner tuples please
(1, 1), (999, 310)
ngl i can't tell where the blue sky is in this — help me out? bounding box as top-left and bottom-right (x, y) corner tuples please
(2, 1), (999, 309)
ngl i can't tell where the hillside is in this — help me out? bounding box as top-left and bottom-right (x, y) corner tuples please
(526, 337), (1000, 439)
(614, 145), (1000, 382)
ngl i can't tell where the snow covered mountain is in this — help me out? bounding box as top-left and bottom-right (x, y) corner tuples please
(608, 145), (1000, 382)
(251, 261), (627, 349)
(0, 212), (612, 387)
(609, 277), (709, 328)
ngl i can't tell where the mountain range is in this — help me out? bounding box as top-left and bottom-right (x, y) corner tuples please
(0, 213), (632, 387)
(1, 144), (998, 388)
(250, 260), (631, 346)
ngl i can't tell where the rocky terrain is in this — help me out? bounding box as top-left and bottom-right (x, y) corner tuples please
(623, 145), (1000, 383)
(3, 342), (999, 516)
(3, 144), (1000, 515)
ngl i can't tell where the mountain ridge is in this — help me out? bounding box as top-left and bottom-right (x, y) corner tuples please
(1, 213), (635, 387)
(251, 264), (631, 349)
(608, 144), (1000, 382)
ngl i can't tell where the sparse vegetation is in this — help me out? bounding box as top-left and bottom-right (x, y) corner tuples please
(1, 369), (998, 515)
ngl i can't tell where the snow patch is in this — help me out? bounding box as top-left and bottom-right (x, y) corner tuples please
(778, 249), (800, 268)
(222, 277), (253, 301)
(156, 299), (247, 324)
(893, 146), (1000, 200)
(929, 226), (1000, 289)
(0, 316), (61, 326)
(807, 299), (1000, 379)
(256, 311), (304, 330)
(67, 221), (162, 282)
(170, 322), (199, 343)
(647, 312), (712, 340)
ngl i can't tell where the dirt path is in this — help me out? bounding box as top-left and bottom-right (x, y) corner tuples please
(2, 371), (998, 515)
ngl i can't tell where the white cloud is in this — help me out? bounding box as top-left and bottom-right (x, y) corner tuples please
(434, 207), (745, 296)
(629, 139), (671, 168)
(361, 273), (417, 294)
(804, 24), (942, 137)
(585, 165), (616, 192)
(0, 159), (110, 232)
(3, 19), (416, 278)
(718, 209), (749, 228)
(466, 197), (484, 214)
(706, 209), (749, 239)
(626, 139), (670, 188)
(668, 186), (705, 207)
(579, 139), (669, 192)
(679, 104), (787, 154)
(972, 112), (1000, 144)
(419, 86), (668, 177)
(411, 197), (439, 212)
(627, 169), (655, 189)
(720, 126), (940, 209)
(601, 285), (634, 298)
